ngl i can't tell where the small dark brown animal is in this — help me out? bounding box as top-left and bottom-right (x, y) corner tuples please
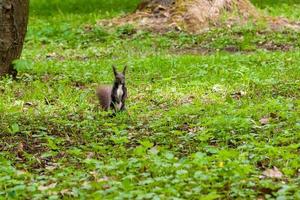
(96, 65), (127, 112)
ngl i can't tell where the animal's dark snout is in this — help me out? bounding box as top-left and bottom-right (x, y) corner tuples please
(116, 74), (125, 84)
(116, 77), (124, 84)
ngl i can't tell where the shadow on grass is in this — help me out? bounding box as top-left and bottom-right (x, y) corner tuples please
(251, 0), (300, 8)
(30, 0), (140, 16)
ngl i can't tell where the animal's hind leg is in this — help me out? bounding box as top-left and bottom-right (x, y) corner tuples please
(120, 101), (126, 111)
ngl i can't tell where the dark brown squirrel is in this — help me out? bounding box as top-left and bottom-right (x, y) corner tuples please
(96, 65), (127, 112)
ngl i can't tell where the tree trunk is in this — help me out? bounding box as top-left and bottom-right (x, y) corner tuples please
(0, 0), (29, 77)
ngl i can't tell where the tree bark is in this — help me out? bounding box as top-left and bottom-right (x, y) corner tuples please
(0, 0), (29, 77)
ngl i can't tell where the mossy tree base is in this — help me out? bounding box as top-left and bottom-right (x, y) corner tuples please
(99, 0), (300, 33)
(0, 0), (29, 77)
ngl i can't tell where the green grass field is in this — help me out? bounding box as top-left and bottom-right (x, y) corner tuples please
(0, 0), (299, 199)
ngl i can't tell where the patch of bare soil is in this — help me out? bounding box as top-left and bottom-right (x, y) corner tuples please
(0, 133), (50, 168)
(171, 42), (293, 55)
(170, 43), (293, 55)
(258, 41), (292, 51)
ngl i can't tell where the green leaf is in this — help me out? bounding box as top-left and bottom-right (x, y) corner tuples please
(10, 123), (20, 134)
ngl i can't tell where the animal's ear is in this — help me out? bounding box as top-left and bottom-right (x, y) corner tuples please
(123, 65), (127, 75)
(112, 65), (117, 76)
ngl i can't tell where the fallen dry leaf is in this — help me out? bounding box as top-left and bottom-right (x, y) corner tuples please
(262, 167), (283, 179)
(231, 90), (247, 100)
(45, 163), (59, 171)
(24, 102), (34, 106)
(102, 184), (110, 190)
(83, 24), (93, 32)
(17, 142), (24, 152)
(212, 84), (225, 93)
(259, 117), (270, 125)
(179, 95), (195, 105)
(60, 189), (71, 196)
(98, 176), (110, 182)
(38, 183), (57, 191)
(257, 195), (265, 200)
(269, 112), (278, 119)
(87, 152), (95, 159)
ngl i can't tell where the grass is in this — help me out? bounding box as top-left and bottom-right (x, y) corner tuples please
(0, 0), (300, 199)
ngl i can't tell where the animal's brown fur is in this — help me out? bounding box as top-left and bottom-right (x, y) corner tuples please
(96, 85), (112, 111)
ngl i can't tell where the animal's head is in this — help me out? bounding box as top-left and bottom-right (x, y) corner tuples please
(113, 65), (127, 85)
